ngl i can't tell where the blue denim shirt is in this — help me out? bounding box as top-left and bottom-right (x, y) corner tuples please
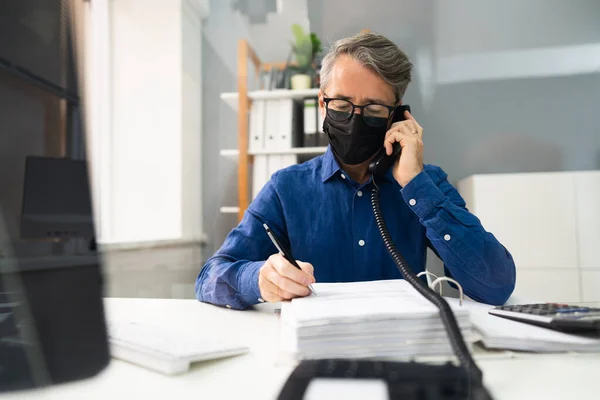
(195, 146), (516, 309)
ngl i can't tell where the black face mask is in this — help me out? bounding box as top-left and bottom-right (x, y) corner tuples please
(323, 113), (388, 165)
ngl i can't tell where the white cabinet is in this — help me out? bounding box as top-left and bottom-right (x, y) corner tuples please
(514, 270), (581, 303)
(458, 171), (600, 303)
(581, 271), (600, 302)
(574, 172), (600, 270)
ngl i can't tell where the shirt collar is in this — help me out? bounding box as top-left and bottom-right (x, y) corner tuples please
(321, 145), (397, 184)
(321, 145), (342, 182)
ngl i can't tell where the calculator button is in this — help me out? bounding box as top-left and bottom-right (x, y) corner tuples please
(539, 310), (558, 315)
(531, 309), (548, 315)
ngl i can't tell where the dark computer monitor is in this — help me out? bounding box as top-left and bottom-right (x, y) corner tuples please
(0, 0), (109, 393)
(20, 156), (95, 240)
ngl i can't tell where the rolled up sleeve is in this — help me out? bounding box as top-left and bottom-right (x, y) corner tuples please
(195, 179), (285, 310)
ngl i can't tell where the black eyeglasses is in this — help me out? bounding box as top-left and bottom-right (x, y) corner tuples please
(323, 97), (396, 127)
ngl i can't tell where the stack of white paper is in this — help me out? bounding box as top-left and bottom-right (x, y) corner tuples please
(445, 298), (600, 353)
(281, 280), (476, 360)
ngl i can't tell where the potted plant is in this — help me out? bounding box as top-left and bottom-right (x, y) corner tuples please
(289, 24), (322, 90)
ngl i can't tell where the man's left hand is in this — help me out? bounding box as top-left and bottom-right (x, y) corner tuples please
(383, 109), (424, 187)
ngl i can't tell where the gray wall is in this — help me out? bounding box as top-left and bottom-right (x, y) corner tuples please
(305, 0), (600, 180)
(0, 70), (61, 257)
(200, 0), (311, 256)
(201, 0), (600, 263)
(0, 71), (45, 239)
(201, 0), (252, 256)
(434, 0), (600, 57)
(0, 0), (74, 91)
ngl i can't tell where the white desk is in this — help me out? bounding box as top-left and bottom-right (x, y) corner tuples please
(6, 298), (600, 399)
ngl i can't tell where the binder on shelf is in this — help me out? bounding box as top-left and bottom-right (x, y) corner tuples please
(292, 99), (304, 148)
(303, 98), (318, 147)
(276, 99), (294, 150)
(249, 100), (265, 152)
(252, 155), (269, 200)
(316, 104), (328, 147)
(264, 99), (279, 150)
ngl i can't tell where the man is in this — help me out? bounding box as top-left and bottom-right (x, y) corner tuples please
(195, 32), (516, 310)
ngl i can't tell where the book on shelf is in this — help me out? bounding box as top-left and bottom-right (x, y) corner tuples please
(302, 97), (318, 147)
(248, 100), (265, 152)
(316, 103), (328, 146)
(276, 99), (294, 150)
(292, 99), (304, 148)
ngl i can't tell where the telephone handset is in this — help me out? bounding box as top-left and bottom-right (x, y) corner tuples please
(368, 104), (411, 177)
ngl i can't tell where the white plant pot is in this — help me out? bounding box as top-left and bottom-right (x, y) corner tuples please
(291, 74), (312, 90)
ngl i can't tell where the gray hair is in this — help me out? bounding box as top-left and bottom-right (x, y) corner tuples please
(320, 32), (412, 103)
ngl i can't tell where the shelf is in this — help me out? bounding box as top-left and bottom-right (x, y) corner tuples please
(250, 146), (327, 156)
(220, 147), (327, 158)
(220, 149), (239, 158)
(219, 206), (240, 214)
(221, 88), (320, 112)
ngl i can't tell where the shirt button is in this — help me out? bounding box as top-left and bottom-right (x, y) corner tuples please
(258, 297), (265, 303)
(357, 190), (363, 197)
(358, 239), (365, 246)
(340, 173), (346, 180)
(444, 234), (451, 241)
(226, 304), (232, 309)
(409, 199), (417, 206)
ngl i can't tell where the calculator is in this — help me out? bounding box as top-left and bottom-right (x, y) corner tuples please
(489, 303), (600, 333)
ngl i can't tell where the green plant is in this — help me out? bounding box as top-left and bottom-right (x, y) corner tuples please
(290, 24), (322, 73)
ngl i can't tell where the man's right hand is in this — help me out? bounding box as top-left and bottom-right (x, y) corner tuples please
(258, 254), (315, 302)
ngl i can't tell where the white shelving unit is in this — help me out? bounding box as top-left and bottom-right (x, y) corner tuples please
(220, 147), (327, 158)
(219, 87), (325, 215)
(219, 206), (240, 214)
(221, 88), (320, 112)
(251, 146), (327, 156)
(219, 149), (240, 159)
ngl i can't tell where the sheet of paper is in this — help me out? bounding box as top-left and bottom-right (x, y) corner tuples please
(288, 280), (468, 325)
(445, 298), (600, 351)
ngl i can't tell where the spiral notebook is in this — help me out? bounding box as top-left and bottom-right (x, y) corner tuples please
(444, 298), (600, 353)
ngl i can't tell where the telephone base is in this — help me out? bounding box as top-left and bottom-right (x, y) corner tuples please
(277, 359), (493, 400)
